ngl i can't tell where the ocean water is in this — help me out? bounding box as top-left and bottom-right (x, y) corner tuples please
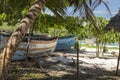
(79, 40), (119, 47)
(106, 43), (119, 47)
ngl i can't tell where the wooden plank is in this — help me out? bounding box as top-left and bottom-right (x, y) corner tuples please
(17, 45), (56, 51)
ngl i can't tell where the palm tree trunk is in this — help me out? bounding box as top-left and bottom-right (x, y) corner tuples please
(96, 35), (100, 57)
(116, 41), (120, 75)
(100, 42), (103, 53)
(102, 42), (107, 53)
(0, 0), (48, 80)
(100, 41), (107, 57)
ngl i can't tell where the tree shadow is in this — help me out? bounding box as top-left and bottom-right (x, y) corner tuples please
(8, 49), (120, 80)
(33, 66), (120, 80)
(8, 60), (120, 80)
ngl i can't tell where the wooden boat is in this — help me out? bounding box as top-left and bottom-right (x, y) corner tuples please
(55, 35), (76, 50)
(17, 35), (58, 58)
(11, 50), (26, 61)
(0, 33), (57, 60)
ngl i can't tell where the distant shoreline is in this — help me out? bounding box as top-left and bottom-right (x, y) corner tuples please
(79, 40), (119, 48)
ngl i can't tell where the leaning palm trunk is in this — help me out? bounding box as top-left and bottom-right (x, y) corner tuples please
(0, 0), (48, 80)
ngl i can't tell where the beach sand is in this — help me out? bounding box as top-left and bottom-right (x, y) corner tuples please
(8, 48), (120, 80)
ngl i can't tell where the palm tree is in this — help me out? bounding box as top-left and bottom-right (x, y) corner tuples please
(0, 0), (51, 79)
(0, 0), (110, 80)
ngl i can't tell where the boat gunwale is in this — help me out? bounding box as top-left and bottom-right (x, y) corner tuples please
(29, 37), (57, 44)
(17, 45), (56, 51)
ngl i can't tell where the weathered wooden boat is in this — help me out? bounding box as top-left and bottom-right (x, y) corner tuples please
(18, 36), (58, 58)
(0, 33), (25, 61)
(55, 35), (76, 50)
(11, 50), (26, 61)
(0, 33), (57, 60)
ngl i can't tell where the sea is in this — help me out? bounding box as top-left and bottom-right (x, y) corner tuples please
(79, 40), (119, 47)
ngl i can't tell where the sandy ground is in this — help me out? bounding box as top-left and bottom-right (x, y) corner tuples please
(8, 48), (120, 80)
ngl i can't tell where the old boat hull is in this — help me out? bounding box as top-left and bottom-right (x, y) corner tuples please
(18, 37), (57, 58)
(55, 35), (76, 50)
(11, 50), (26, 61)
(0, 33), (57, 60)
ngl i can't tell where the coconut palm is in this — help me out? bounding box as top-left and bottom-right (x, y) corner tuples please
(0, 0), (110, 80)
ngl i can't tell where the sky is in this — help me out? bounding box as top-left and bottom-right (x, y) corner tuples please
(45, 0), (120, 19)
(93, 0), (120, 19)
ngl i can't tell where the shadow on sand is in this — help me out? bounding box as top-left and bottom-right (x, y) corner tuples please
(8, 49), (120, 80)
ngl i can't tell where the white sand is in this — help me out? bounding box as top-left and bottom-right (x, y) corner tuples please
(52, 48), (119, 71)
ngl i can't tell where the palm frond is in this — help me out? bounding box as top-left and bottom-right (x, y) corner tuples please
(0, 0), (34, 14)
(67, 0), (111, 33)
(101, 0), (111, 15)
(46, 0), (67, 18)
(83, 1), (101, 32)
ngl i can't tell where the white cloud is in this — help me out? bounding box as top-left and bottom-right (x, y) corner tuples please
(111, 11), (118, 15)
(94, 10), (118, 15)
(94, 11), (107, 14)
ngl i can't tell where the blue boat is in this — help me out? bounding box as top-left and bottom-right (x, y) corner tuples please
(55, 35), (76, 50)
